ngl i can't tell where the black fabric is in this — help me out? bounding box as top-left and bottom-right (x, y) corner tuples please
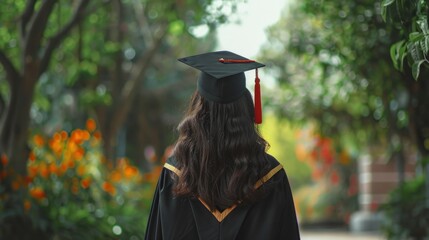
(144, 154), (301, 240)
(197, 72), (246, 103)
(178, 51), (265, 103)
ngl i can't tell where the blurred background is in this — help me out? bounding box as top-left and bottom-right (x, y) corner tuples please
(0, 0), (428, 239)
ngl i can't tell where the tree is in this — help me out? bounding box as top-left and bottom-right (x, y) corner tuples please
(89, 0), (233, 164)
(381, 0), (429, 208)
(0, 0), (241, 172)
(260, 0), (429, 234)
(0, 0), (90, 178)
(260, 0), (411, 168)
(0, 0), (240, 237)
(0, 1), (93, 238)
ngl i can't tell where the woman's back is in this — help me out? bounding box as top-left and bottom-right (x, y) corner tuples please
(172, 90), (270, 212)
(145, 154), (300, 240)
(144, 51), (300, 240)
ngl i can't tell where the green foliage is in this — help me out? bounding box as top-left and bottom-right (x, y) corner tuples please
(260, 114), (358, 223)
(0, 0), (243, 162)
(295, 180), (358, 224)
(0, 125), (157, 239)
(260, 0), (409, 154)
(380, 176), (429, 240)
(382, 0), (429, 80)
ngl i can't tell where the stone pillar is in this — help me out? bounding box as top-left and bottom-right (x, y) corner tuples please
(350, 154), (416, 232)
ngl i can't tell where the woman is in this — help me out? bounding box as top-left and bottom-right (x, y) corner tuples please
(145, 51), (300, 240)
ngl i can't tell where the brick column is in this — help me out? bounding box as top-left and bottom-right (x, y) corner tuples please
(350, 154), (416, 232)
(359, 155), (415, 212)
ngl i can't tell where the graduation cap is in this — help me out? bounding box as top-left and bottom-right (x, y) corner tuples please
(178, 50), (265, 124)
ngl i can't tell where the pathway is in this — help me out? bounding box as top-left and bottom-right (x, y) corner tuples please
(301, 229), (386, 240)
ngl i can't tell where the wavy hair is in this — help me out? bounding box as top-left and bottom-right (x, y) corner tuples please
(172, 89), (269, 211)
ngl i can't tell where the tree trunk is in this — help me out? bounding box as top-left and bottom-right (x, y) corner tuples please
(0, 59), (49, 240)
(1, 72), (37, 176)
(95, 0), (168, 165)
(0, 1), (90, 238)
(414, 74), (429, 207)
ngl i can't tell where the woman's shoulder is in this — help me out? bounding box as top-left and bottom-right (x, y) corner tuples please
(164, 156), (181, 176)
(265, 153), (281, 168)
(165, 154), (281, 169)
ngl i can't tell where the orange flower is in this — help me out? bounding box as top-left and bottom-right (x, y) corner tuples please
(93, 131), (102, 140)
(27, 165), (38, 178)
(76, 165), (86, 176)
(39, 163), (49, 178)
(67, 141), (78, 153)
(102, 181), (116, 195)
(33, 134), (45, 147)
(110, 171), (122, 182)
(49, 138), (63, 156)
(71, 129), (85, 144)
(1, 154), (8, 166)
(59, 162), (68, 176)
(53, 132), (62, 142)
(60, 130), (68, 140)
(73, 148), (85, 160)
(124, 166), (138, 179)
(65, 159), (75, 169)
(49, 163), (58, 176)
(24, 199), (31, 211)
(28, 151), (36, 162)
(81, 177), (91, 189)
(29, 187), (46, 200)
(81, 130), (90, 141)
(86, 119), (97, 132)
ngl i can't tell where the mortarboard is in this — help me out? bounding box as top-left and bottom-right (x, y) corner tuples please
(178, 50), (265, 124)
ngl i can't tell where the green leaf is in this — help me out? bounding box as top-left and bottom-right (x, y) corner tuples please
(168, 20), (185, 36)
(398, 43), (407, 71)
(408, 41), (424, 61)
(426, 35), (429, 53)
(420, 36), (429, 54)
(390, 40), (406, 70)
(412, 59), (425, 80)
(417, 18), (429, 35)
(382, 0), (395, 7)
(34, 96), (51, 111)
(409, 32), (424, 41)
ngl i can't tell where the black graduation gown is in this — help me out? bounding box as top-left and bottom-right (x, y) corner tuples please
(144, 154), (301, 240)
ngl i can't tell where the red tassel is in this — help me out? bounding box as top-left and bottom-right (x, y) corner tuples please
(254, 69), (262, 124)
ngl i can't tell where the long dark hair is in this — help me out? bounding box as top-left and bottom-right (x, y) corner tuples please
(173, 89), (269, 210)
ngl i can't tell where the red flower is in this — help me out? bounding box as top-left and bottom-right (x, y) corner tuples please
(330, 170), (340, 185)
